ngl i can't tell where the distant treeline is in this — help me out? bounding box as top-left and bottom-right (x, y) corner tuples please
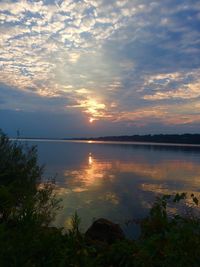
(13, 134), (200, 145)
(83, 134), (200, 145)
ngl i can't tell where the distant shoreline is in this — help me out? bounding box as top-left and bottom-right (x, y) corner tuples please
(10, 133), (200, 147)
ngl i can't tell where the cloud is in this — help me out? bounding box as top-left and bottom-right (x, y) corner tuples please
(1, 0), (200, 134)
(68, 97), (108, 119)
(143, 70), (200, 100)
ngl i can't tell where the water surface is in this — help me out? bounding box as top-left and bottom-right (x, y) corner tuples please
(25, 140), (200, 237)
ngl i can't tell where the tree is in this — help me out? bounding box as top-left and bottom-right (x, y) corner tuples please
(0, 129), (60, 226)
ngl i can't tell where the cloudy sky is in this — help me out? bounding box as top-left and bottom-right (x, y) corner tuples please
(1, 0), (200, 137)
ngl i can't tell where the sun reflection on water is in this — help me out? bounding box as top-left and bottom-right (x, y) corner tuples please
(88, 153), (93, 165)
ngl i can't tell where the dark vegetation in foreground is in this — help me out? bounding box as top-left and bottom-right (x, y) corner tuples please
(0, 130), (200, 267)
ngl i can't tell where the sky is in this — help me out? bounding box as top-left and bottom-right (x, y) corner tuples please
(1, 0), (200, 137)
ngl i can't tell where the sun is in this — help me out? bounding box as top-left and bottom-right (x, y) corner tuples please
(89, 118), (95, 123)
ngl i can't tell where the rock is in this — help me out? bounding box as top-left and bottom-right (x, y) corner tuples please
(85, 218), (125, 244)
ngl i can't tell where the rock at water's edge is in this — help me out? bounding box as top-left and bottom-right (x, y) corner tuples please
(85, 218), (125, 244)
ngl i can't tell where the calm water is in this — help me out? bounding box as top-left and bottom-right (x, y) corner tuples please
(25, 140), (200, 237)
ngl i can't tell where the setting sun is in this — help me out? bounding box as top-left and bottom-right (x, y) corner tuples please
(89, 118), (95, 123)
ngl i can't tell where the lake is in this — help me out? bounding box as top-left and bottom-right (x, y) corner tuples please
(23, 140), (200, 237)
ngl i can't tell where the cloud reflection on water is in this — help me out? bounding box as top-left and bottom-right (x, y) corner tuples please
(54, 150), (200, 233)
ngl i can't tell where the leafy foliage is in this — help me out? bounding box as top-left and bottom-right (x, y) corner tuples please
(0, 131), (60, 226)
(0, 131), (62, 266)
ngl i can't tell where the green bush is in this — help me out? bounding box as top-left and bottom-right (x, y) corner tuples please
(0, 131), (63, 266)
(0, 130), (60, 226)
